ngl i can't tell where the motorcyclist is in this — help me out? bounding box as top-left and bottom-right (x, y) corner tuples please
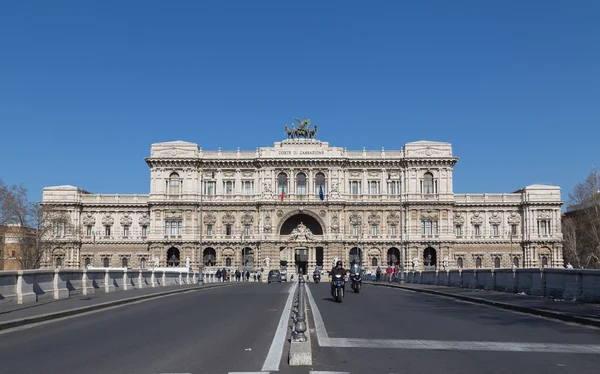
(349, 259), (361, 276)
(329, 260), (346, 296)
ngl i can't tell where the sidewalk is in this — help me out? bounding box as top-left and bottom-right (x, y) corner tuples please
(366, 281), (600, 328)
(0, 282), (230, 331)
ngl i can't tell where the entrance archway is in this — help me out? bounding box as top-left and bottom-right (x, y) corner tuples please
(279, 213), (324, 235)
(167, 247), (180, 267)
(423, 247), (436, 268)
(203, 248), (216, 266)
(349, 247), (362, 264)
(242, 247), (254, 270)
(387, 247), (400, 266)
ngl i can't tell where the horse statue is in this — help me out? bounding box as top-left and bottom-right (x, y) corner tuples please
(284, 124), (296, 139)
(308, 124), (318, 139)
(284, 117), (318, 139)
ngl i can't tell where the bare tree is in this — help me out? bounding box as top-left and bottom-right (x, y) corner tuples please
(561, 215), (581, 267)
(564, 168), (600, 269)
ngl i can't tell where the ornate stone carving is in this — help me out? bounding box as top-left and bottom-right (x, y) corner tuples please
(120, 213), (133, 226)
(367, 212), (381, 225)
(489, 211), (502, 224)
(288, 222), (314, 242)
(349, 212), (362, 225)
(165, 210), (182, 219)
(537, 210), (551, 220)
(83, 212), (95, 226)
(138, 212), (150, 226)
(329, 182), (341, 200)
(284, 117), (318, 139)
(101, 213), (114, 226)
(264, 215), (272, 232)
(222, 212), (235, 225)
(507, 211), (521, 224)
(454, 212), (465, 225)
(204, 212), (216, 225)
(241, 212), (254, 225)
(243, 171), (253, 177)
(331, 215), (340, 232)
(387, 212), (399, 225)
(470, 211), (484, 225)
(262, 182), (274, 199)
(276, 210), (284, 217)
(319, 210), (326, 217)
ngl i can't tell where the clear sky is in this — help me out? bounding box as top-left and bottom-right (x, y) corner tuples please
(1, 1), (598, 206)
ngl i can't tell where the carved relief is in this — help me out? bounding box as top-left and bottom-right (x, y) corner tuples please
(120, 213), (133, 226)
(367, 212), (381, 225)
(454, 212), (465, 225)
(165, 210), (182, 219)
(204, 212), (217, 225)
(242, 171), (253, 177)
(350, 171), (361, 177)
(368, 172), (379, 177)
(387, 212), (399, 224)
(224, 171), (235, 177)
(319, 210), (326, 218)
(83, 213), (96, 226)
(101, 213), (114, 226)
(262, 182), (274, 199)
(276, 210), (284, 217)
(349, 212), (362, 225)
(264, 215), (272, 232)
(138, 213), (151, 226)
(222, 212), (235, 225)
(470, 211), (484, 225)
(489, 211), (502, 224)
(331, 215), (340, 232)
(241, 212), (254, 225)
(507, 211), (521, 224)
(329, 182), (341, 200)
(537, 210), (552, 220)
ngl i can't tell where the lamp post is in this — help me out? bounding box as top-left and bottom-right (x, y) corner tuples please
(198, 172), (204, 284)
(390, 172), (405, 284)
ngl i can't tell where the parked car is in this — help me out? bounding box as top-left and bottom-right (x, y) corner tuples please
(267, 270), (282, 283)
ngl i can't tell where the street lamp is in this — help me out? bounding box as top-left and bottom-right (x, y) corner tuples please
(198, 172), (204, 284)
(389, 172), (405, 284)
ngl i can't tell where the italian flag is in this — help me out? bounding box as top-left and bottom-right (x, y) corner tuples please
(281, 184), (285, 201)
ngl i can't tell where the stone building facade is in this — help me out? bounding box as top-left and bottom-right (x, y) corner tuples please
(41, 135), (564, 273)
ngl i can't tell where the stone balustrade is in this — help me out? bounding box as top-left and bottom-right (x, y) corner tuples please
(0, 268), (200, 305)
(405, 268), (600, 303)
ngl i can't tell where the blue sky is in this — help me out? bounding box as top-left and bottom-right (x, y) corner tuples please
(1, 1), (598, 206)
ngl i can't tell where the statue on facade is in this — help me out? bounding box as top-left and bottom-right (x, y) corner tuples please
(186, 257), (191, 269)
(413, 257), (420, 269)
(442, 257), (449, 269)
(154, 256), (160, 268)
(284, 117), (318, 139)
(262, 182), (274, 199)
(329, 181), (341, 200)
(289, 222), (314, 242)
(265, 257), (270, 268)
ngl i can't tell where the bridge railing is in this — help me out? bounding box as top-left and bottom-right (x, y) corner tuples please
(403, 268), (600, 303)
(0, 268), (200, 306)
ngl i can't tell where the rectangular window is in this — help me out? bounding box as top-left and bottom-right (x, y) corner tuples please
(123, 225), (130, 237)
(53, 221), (65, 237)
(165, 220), (182, 236)
(473, 224), (480, 236)
(11, 250), (16, 257)
(371, 224), (377, 236)
(421, 220), (437, 235)
(141, 225), (148, 237)
(86, 225), (92, 236)
(242, 181), (254, 195)
(538, 221), (550, 235)
(492, 224), (499, 236)
(455, 225), (462, 236)
(105, 225), (111, 237)
(207, 224), (213, 237)
(244, 224), (250, 235)
(511, 224), (517, 236)
(223, 181), (235, 195)
(352, 225), (360, 237)
(390, 224), (396, 236)
(350, 181), (361, 195)
(205, 181), (216, 195)
(369, 181), (379, 195)
(226, 224), (232, 236)
(387, 181), (399, 195)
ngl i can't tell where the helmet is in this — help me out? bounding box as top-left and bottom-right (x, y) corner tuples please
(336, 260), (342, 267)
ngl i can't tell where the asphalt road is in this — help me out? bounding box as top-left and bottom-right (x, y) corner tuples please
(0, 282), (296, 374)
(304, 282), (600, 374)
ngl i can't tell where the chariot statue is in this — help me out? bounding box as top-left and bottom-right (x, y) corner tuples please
(284, 117), (318, 139)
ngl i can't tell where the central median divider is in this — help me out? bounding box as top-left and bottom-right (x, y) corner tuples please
(289, 276), (312, 366)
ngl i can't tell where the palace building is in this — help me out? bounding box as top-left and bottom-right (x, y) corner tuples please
(41, 121), (564, 274)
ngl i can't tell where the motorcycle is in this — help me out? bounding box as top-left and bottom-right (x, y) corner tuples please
(332, 273), (345, 303)
(313, 272), (321, 284)
(350, 273), (361, 293)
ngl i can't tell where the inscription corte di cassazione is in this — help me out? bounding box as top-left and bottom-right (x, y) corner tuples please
(277, 150), (325, 156)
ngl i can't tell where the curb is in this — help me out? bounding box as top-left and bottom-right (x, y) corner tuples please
(366, 282), (600, 329)
(0, 283), (230, 332)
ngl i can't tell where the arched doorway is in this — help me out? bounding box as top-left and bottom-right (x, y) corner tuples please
(279, 213), (324, 235)
(423, 247), (437, 269)
(349, 247), (362, 264)
(242, 247), (254, 270)
(387, 248), (400, 266)
(167, 247), (180, 267)
(203, 248), (216, 266)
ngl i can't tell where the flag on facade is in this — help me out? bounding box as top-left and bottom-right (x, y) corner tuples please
(281, 184), (285, 201)
(319, 184), (324, 201)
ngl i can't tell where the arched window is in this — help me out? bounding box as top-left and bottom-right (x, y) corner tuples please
(475, 257), (482, 268)
(167, 247), (180, 267)
(225, 257), (232, 267)
(242, 247), (254, 269)
(350, 247), (361, 263)
(541, 256), (548, 268)
(122, 258), (128, 268)
(457, 257), (463, 268)
(296, 173), (306, 195)
(103, 257), (110, 267)
(168, 172), (181, 195)
(84, 258), (91, 267)
(512, 257), (519, 268)
(422, 172), (435, 194)
(494, 257), (501, 268)
(278, 173), (288, 196)
(203, 248), (216, 266)
(140, 258), (147, 269)
(371, 257), (378, 266)
(56, 257), (62, 268)
(315, 172), (326, 196)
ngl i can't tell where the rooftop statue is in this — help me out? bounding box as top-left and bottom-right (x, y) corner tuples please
(285, 117), (318, 139)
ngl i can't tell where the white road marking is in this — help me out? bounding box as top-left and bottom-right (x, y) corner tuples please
(305, 285), (331, 346)
(306, 286), (600, 354)
(261, 282), (297, 371)
(229, 372), (270, 374)
(309, 372), (350, 374)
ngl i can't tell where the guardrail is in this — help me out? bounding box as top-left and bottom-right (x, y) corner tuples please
(401, 268), (600, 303)
(0, 268), (200, 305)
